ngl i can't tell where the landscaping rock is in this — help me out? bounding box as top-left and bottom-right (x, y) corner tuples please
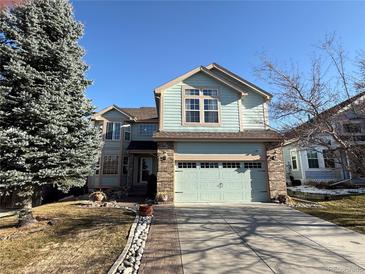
(109, 214), (152, 274)
(123, 267), (133, 274)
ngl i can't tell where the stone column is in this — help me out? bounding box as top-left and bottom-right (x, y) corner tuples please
(156, 141), (175, 203)
(266, 142), (287, 199)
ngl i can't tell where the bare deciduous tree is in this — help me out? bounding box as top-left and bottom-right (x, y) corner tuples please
(257, 35), (365, 180)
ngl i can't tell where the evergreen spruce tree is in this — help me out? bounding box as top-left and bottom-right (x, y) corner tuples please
(0, 0), (101, 226)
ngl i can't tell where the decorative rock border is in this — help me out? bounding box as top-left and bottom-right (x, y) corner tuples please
(108, 215), (152, 274)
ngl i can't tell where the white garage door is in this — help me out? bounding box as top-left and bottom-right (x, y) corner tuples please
(175, 161), (269, 203)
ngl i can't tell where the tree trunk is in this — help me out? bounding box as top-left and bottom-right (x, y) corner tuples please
(17, 195), (36, 227)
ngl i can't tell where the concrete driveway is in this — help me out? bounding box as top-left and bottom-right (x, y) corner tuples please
(175, 203), (365, 274)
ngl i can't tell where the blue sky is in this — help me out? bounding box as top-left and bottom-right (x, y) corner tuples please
(71, 1), (365, 111)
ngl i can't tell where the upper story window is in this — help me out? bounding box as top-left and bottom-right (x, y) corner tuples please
(183, 88), (219, 125)
(307, 151), (319, 169)
(202, 89), (218, 97)
(343, 122), (362, 133)
(139, 124), (157, 136)
(185, 99), (200, 123)
(290, 151), (298, 170)
(105, 122), (121, 140)
(124, 126), (131, 141)
(204, 99), (218, 123)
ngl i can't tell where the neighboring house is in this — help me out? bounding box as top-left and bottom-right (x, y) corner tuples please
(88, 63), (287, 203)
(283, 93), (365, 185)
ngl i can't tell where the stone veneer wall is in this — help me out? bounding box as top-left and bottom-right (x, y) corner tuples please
(266, 142), (287, 199)
(156, 142), (175, 203)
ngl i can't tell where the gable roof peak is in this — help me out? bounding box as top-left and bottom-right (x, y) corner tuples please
(154, 64), (246, 96)
(154, 63), (272, 100)
(206, 63), (272, 99)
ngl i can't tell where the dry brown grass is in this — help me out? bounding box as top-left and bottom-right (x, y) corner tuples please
(297, 195), (365, 234)
(0, 201), (135, 274)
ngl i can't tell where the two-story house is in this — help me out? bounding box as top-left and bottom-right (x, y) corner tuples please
(88, 63), (287, 203)
(283, 92), (365, 185)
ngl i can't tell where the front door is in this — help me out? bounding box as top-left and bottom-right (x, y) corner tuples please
(139, 157), (153, 183)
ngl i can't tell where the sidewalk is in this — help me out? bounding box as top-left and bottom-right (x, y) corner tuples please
(139, 205), (183, 274)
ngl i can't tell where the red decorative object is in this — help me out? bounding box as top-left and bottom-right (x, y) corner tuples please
(139, 204), (153, 216)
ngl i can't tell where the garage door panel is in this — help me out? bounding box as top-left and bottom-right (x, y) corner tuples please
(223, 181), (244, 192)
(175, 192), (199, 202)
(199, 170), (220, 178)
(198, 181), (220, 190)
(175, 161), (269, 203)
(222, 191), (245, 201)
(199, 192), (222, 202)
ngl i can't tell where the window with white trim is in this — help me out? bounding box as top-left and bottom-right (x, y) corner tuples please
(307, 151), (319, 168)
(183, 88), (219, 124)
(204, 99), (219, 123)
(139, 124), (157, 136)
(290, 151), (298, 170)
(185, 98), (200, 123)
(105, 122), (121, 140)
(202, 89), (218, 96)
(103, 155), (119, 174)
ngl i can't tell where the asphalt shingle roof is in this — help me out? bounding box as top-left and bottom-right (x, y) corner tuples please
(119, 107), (158, 121)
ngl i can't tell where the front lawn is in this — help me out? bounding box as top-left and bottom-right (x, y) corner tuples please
(0, 201), (135, 274)
(297, 195), (365, 234)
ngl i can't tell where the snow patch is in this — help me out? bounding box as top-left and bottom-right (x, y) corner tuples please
(288, 186), (365, 195)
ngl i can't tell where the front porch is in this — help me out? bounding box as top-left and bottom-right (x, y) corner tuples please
(127, 141), (158, 199)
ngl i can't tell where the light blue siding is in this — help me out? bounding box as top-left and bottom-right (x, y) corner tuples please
(175, 142), (264, 156)
(241, 91), (265, 129)
(163, 72), (240, 132)
(162, 71), (268, 131)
